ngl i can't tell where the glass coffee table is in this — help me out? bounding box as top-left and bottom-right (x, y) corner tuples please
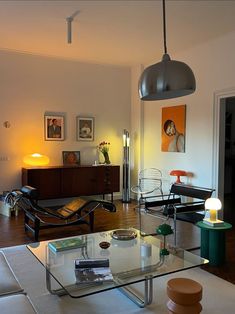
(27, 228), (208, 308)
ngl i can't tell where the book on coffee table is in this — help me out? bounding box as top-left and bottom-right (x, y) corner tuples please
(74, 258), (113, 284)
(48, 238), (86, 253)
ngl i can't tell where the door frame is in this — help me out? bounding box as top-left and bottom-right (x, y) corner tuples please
(213, 87), (235, 218)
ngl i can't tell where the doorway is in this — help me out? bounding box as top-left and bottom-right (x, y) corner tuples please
(223, 97), (235, 223)
(213, 88), (235, 224)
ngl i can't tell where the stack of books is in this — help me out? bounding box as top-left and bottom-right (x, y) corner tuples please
(74, 258), (113, 284)
(48, 238), (86, 253)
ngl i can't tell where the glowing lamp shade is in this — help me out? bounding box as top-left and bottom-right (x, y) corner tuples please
(23, 153), (50, 166)
(122, 129), (131, 203)
(205, 198), (221, 221)
(123, 131), (130, 147)
(204, 198), (223, 226)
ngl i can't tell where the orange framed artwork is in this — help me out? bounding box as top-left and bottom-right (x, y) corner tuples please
(161, 104), (186, 152)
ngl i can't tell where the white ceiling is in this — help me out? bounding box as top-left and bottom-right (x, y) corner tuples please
(0, 0), (235, 66)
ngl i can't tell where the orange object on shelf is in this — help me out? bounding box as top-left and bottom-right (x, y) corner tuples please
(170, 170), (187, 183)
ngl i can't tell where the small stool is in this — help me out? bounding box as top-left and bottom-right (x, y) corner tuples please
(167, 278), (202, 314)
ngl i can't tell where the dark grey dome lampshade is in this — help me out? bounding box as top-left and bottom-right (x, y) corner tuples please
(139, 1), (196, 101)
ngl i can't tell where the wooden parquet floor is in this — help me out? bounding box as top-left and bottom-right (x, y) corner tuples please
(0, 200), (234, 284)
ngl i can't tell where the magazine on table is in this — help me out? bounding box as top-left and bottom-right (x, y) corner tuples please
(74, 258), (113, 284)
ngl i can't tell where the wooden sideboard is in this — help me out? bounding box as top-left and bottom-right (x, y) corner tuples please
(22, 165), (120, 200)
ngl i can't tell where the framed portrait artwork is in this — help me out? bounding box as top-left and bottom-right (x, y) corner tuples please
(76, 117), (94, 141)
(161, 104), (186, 153)
(62, 151), (80, 166)
(45, 114), (65, 141)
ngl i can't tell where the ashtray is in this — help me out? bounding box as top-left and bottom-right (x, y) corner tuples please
(110, 229), (137, 241)
(99, 241), (110, 249)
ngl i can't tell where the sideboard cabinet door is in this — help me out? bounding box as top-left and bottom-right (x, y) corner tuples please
(22, 168), (61, 199)
(95, 166), (120, 194)
(61, 167), (97, 197)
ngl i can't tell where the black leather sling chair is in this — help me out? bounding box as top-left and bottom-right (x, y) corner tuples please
(140, 183), (214, 246)
(5, 185), (116, 241)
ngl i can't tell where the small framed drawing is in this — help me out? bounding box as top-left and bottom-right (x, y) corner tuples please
(77, 117), (94, 141)
(62, 151), (80, 166)
(45, 114), (65, 141)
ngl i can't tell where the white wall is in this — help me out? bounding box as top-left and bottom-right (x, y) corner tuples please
(131, 29), (235, 192)
(130, 65), (143, 188)
(0, 50), (131, 193)
(2, 26), (235, 196)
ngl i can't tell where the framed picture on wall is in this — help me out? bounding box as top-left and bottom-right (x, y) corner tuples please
(62, 151), (80, 166)
(161, 104), (186, 153)
(44, 114), (65, 141)
(76, 117), (94, 141)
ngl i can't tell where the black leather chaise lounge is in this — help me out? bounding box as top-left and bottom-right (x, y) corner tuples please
(5, 185), (116, 241)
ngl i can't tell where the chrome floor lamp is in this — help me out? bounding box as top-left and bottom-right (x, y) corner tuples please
(122, 129), (131, 203)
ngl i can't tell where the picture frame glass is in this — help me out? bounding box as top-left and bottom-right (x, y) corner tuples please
(161, 104), (186, 153)
(45, 114), (65, 141)
(62, 151), (80, 166)
(77, 117), (94, 141)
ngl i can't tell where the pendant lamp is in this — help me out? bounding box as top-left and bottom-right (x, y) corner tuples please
(139, 0), (196, 101)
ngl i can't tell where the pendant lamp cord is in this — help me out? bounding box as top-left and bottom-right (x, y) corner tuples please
(162, 0), (167, 54)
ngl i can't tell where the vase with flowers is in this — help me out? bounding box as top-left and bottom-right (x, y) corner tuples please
(98, 141), (111, 164)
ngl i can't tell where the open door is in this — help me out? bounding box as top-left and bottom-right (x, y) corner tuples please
(223, 97), (235, 223)
(213, 89), (235, 224)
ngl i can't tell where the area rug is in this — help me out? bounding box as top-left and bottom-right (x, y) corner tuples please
(3, 245), (235, 314)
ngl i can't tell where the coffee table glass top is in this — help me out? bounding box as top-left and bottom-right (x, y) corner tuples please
(27, 228), (208, 298)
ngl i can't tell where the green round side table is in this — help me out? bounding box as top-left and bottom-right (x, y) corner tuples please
(196, 221), (232, 266)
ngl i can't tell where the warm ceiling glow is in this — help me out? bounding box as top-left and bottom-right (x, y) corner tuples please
(23, 153), (49, 166)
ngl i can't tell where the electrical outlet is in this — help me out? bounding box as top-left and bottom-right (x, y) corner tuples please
(0, 156), (10, 161)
